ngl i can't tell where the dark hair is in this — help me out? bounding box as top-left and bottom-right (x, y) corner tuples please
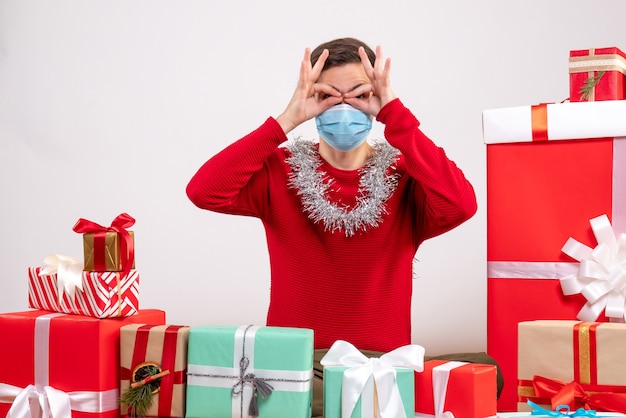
(310, 37), (376, 71)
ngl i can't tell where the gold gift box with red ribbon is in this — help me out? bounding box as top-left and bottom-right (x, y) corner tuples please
(569, 47), (626, 102)
(82, 230), (135, 271)
(517, 320), (626, 413)
(120, 324), (191, 417)
(73, 213), (136, 273)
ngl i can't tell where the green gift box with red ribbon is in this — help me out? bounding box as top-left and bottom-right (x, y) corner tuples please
(73, 213), (136, 274)
(517, 320), (626, 414)
(120, 324), (191, 417)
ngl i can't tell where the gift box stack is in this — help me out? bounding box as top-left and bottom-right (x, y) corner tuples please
(483, 46), (626, 413)
(0, 213), (168, 418)
(0, 187), (504, 415)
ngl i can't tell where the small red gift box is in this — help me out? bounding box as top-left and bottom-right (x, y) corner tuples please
(482, 101), (626, 411)
(0, 309), (166, 418)
(120, 324), (191, 417)
(569, 47), (626, 102)
(28, 266), (140, 318)
(414, 360), (497, 418)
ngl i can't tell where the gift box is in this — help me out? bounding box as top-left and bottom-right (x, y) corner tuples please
(569, 47), (626, 102)
(0, 309), (166, 418)
(482, 101), (626, 411)
(414, 360), (498, 418)
(186, 325), (314, 418)
(120, 324), (190, 417)
(320, 340), (424, 418)
(482, 101), (626, 144)
(28, 265), (140, 318)
(73, 213), (136, 272)
(517, 320), (626, 413)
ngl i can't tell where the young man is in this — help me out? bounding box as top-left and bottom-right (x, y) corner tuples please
(187, 37), (500, 416)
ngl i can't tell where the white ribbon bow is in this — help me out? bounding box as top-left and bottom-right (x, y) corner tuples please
(320, 340), (425, 418)
(0, 383), (119, 418)
(561, 214), (626, 322)
(4, 384), (71, 418)
(38, 254), (84, 300)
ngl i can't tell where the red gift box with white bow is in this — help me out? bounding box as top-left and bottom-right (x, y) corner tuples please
(0, 309), (166, 418)
(482, 100), (626, 411)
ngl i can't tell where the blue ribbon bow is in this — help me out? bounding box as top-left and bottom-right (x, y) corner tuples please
(529, 400), (598, 417)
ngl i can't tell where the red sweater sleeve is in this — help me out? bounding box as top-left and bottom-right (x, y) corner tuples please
(186, 117), (287, 217)
(377, 98), (477, 239)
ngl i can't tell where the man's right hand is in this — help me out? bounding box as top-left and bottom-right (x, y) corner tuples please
(276, 47), (342, 134)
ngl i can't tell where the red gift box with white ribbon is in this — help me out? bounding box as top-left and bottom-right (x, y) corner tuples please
(0, 309), (166, 418)
(414, 360), (497, 418)
(482, 100), (626, 411)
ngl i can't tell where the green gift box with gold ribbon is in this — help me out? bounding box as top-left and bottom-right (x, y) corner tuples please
(186, 325), (314, 418)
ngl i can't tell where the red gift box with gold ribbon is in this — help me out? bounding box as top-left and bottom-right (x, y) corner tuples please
(569, 47), (626, 102)
(0, 309), (166, 418)
(517, 320), (626, 413)
(119, 324), (190, 417)
(482, 101), (626, 411)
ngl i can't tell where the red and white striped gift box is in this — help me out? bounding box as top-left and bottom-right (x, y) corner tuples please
(28, 266), (139, 318)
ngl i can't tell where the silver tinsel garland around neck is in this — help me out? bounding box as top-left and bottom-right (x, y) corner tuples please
(285, 139), (401, 237)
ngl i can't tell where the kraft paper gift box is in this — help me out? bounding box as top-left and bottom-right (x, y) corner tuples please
(0, 309), (166, 418)
(320, 340), (424, 418)
(414, 360), (498, 418)
(482, 100), (626, 411)
(120, 324), (190, 417)
(569, 47), (626, 102)
(186, 325), (314, 418)
(28, 264), (140, 318)
(517, 320), (626, 413)
(73, 213), (136, 272)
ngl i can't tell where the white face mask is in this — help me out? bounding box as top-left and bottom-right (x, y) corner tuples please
(315, 104), (372, 151)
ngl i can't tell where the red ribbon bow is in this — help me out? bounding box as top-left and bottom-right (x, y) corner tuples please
(533, 375), (626, 413)
(72, 213), (135, 280)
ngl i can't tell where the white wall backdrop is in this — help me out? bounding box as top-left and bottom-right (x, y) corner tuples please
(1, 0), (625, 355)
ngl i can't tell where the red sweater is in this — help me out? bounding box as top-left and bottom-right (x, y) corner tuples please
(186, 99), (477, 352)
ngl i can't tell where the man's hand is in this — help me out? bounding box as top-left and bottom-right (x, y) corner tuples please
(344, 45), (396, 116)
(276, 48), (342, 134)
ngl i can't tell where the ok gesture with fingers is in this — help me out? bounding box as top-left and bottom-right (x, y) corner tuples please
(276, 48), (342, 134)
(344, 45), (396, 116)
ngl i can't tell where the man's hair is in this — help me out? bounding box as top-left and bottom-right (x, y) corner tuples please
(310, 37), (376, 70)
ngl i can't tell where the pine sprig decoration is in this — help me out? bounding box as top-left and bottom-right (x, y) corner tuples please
(119, 363), (169, 418)
(579, 71), (605, 101)
(120, 382), (155, 418)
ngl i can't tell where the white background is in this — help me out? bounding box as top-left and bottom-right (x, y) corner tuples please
(1, 0), (625, 355)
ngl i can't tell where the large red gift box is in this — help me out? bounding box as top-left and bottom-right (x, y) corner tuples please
(28, 266), (140, 318)
(482, 100), (626, 411)
(0, 309), (166, 418)
(569, 47), (626, 102)
(414, 360), (497, 418)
